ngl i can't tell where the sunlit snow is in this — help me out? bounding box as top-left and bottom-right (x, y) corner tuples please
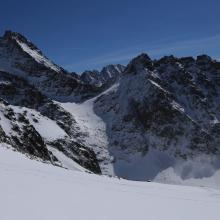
(0, 145), (220, 220)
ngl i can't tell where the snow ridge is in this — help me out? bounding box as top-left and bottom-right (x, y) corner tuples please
(15, 39), (61, 72)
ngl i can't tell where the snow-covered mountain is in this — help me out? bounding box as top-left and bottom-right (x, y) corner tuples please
(0, 31), (101, 102)
(0, 72), (101, 173)
(0, 31), (103, 173)
(94, 53), (220, 181)
(0, 30), (220, 188)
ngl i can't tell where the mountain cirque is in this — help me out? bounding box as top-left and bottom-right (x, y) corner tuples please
(0, 31), (220, 183)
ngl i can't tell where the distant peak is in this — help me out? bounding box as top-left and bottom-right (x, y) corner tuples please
(196, 54), (213, 66)
(125, 53), (153, 73)
(1, 30), (61, 73)
(3, 30), (34, 47)
(101, 64), (125, 73)
(133, 53), (151, 62)
(2, 30), (43, 56)
(179, 56), (195, 63)
(3, 30), (15, 38)
(157, 55), (180, 64)
(3, 30), (27, 42)
(196, 54), (212, 61)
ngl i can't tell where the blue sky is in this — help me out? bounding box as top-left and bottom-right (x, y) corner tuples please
(1, 0), (220, 73)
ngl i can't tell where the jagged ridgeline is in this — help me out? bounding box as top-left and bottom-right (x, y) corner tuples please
(0, 30), (220, 180)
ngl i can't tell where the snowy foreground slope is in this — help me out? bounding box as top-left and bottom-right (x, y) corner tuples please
(1, 145), (220, 220)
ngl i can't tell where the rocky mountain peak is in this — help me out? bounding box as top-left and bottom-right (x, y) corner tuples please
(130, 53), (151, 64)
(0, 31), (102, 102)
(179, 56), (195, 65)
(157, 55), (179, 65)
(4, 30), (26, 41)
(3, 30), (20, 39)
(80, 64), (125, 88)
(125, 53), (153, 73)
(196, 54), (212, 65)
(101, 64), (125, 74)
(3, 30), (41, 54)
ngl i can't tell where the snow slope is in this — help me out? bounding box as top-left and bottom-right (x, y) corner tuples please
(58, 84), (119, 175)
(47, 146), (88, 172)
(0, 145), (220, 220)
(10, 105), (68, 141)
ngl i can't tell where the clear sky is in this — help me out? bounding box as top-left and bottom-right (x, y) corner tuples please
(1, 0), (220, 73)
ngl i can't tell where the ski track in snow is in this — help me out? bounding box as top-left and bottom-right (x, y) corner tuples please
(0, 145), (220, 220)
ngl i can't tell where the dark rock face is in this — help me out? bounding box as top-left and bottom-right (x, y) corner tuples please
(49, 139), (101, 174)
(0, 101), (53, 161)
(0, 124), (8, 143)
(0, 71), (47, 108)
(124, 53), (154, 73)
